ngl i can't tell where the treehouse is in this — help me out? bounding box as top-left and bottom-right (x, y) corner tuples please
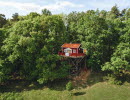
(58, 43), (87, 75)
(58, 43), (86, 58)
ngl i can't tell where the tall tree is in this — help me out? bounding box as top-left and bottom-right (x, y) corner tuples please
(0, 28), (10, 83)
(76, 12), (108, 70)
(0, 14), (7, 28)
(1, 15), (68, 84)
(67, 11), (85, 42)
(26, 12), (40, 19)
(125, 8), (130, 19)
(108, 5), (120, 19)
(111, 5), (120, 16)
(42, 9), (52, 16)
(121, 9), (126, 16)
(102, 19), (130, 84)
(11, 13), (19, 21)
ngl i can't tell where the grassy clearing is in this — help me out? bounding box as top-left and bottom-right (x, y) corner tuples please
(1, 73), (130, 100)
(72, 82), (130, 100)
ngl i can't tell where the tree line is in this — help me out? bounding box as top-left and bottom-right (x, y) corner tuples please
(0, 6), (130, 84)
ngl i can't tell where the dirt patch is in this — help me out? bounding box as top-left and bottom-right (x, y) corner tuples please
(71, 68), (91, 87)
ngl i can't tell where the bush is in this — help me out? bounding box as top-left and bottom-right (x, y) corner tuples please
(0, 92), (23, 100)
(103, 74), (123, 85)
(66, 81), (73, 91)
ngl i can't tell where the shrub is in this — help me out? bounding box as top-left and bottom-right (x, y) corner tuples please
(66, 81), (73, 91)
(103, 74), (123, 85)
(0, 92), (23, 100)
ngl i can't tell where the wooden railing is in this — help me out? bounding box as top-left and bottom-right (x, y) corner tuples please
(58, 51), (85, 57)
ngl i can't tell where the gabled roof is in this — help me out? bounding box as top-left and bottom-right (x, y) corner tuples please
(61, 43), (81, 48)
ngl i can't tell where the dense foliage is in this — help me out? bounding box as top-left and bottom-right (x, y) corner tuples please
(0, 6), (130, 84)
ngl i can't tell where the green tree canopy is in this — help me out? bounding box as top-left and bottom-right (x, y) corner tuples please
(0, 14), (7, 28)
(42, 9), (52, 16)
(11, 13), (19, 22)
(1, 15), (68, 84)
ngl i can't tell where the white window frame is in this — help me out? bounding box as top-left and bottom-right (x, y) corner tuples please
(73, 49), (76, 53)
(64, 48), (72, 53)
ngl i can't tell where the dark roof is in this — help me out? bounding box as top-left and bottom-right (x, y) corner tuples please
(61, 43), (81, 48)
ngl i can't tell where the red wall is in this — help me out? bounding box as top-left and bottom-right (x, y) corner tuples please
(62, 48), (79, 54)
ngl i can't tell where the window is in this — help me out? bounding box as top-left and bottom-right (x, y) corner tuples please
(73, 49), (76, 53)
(64, 48), (72, 53)
(64, 49), (67, 53)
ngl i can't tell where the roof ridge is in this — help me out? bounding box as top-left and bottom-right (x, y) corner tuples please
(61, 43), (81, 48)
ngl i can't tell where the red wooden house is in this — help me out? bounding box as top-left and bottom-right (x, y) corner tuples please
(58, 43), (86, 58)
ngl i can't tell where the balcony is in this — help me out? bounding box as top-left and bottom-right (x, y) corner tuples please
(58, 51), (85, 58)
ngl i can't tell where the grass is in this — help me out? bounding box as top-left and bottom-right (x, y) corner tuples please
(73, 82), (130, 100)
(1, 73), (130, 100)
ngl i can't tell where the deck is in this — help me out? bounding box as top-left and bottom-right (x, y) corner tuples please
(58, 51), (85, 58)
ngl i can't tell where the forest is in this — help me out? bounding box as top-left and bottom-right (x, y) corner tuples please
(0, 5), (130, 86)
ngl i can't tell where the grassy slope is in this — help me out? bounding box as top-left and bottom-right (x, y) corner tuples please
(73, 82), (130, 100)
(1, 73), (130, 100)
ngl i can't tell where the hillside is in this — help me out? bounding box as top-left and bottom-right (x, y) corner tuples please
(1, 72), (130, 100)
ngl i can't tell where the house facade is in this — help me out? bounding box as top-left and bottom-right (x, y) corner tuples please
(58, 43), (86, 58)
